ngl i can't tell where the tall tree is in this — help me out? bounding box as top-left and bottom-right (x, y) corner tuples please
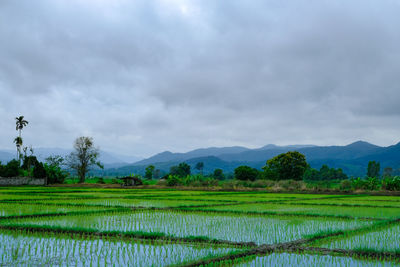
(367, 161), (380, 178)
(14, 116), (28, 161)
(145, 165), (155, 179)
(67, 136), (103, 183)
(170, 162), (191, 177)
(263, 151), (307, 181)
(195, 162), (204, 175)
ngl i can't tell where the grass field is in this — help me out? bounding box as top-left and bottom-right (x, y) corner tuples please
(0, 186), (399, 266)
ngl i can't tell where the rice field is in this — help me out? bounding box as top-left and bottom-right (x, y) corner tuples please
(0, 187), (399, 266)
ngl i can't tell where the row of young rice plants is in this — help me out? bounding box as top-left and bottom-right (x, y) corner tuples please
(148, 193), (348, 203)
(0, 209), (373, 245)
(0, 229), (241, 266)
(200, 252), (399, 267)
(187, 202), (400, 219)
(0, 202), (122, 218)
(285, 198), (400, 208)
(30, 198), (231, 208)
(311, 222), (400, 253)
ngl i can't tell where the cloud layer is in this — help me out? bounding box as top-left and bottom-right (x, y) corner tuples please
(1, 0), (399, 157)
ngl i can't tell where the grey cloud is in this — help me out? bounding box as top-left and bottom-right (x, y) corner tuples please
(0, 0), (399, 157)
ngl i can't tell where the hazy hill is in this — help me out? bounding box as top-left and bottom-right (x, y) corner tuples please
(101, 141), (400, 177)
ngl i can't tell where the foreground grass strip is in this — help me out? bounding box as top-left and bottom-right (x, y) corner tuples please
(0, 224), (257, 248)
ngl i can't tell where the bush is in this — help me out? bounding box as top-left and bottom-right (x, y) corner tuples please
(234, 166), (259, 181)
(0, 160), (20, 177)
(382, 176), (400, 191)
(166, 175), (183, 186)
(351, 177), (380, 191)
(213, 168), (225, 180)
(33, 161), (46, 179)
(112, 178), (122, 184)
(340, 180), (352, 191)
(278, 180), (303, 191)
(44, 164), (68, 184)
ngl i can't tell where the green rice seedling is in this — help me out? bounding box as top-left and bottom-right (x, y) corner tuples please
(0, 230), (239, 266)
(187, 203), (400, 219)
(231, 253), (398, 267)
(0, 203), (115, 217)
(317, 223), (400, 252)
(2, 210), (372, 245)
(286, 198), (400, 208)
(35, 198), (229, 208)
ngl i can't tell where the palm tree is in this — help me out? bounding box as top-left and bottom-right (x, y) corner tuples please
(15, 116), (28, 162)
(15, 116), (28, 139)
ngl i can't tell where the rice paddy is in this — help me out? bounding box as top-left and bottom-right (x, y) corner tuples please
(0, 186), (399, 266)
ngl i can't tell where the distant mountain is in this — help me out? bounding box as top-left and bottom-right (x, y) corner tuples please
(134, 146), (250, 165)
(102, 141), (400, 177)
(134, 145), (316, 166)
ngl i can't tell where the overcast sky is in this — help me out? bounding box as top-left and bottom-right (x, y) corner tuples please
(1, 0), (399, 157)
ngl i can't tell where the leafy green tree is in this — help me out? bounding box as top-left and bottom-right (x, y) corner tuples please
(170, 162), (191, 177)
(33, 161), (46, 178)
(195, 162), (204, 175)
(145, 165), (155, 179)
(66, 136), (103, 183)
(367, 161), (380, 178)
(263, 151), (307, 181)
(45, 155), (68, 184)
(213, 168), (225, 180)
(234, 166), (259, 181)
(0, 160), (20, 177)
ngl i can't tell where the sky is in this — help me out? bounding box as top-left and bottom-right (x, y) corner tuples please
(1, 0), (399, 158)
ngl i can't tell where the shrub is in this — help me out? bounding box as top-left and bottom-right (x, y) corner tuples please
(278, 179), (303, 191)
(111, 178), (122, 184)
(0, 160), (20, 177)
(351, 177), (380, 191)
(382, 176), (400, 191)
(33, 161), (46, 179)
(234, 166), (259, 181)
(44, 164), (68, 184)
(339, 180), (352, 191)
(166, 175), (183, 186)
(213, 168), (225, 180)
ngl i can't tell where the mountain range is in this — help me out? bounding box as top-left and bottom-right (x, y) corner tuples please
(101, 141), (400, 177)
(2, 141), (399, 177)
